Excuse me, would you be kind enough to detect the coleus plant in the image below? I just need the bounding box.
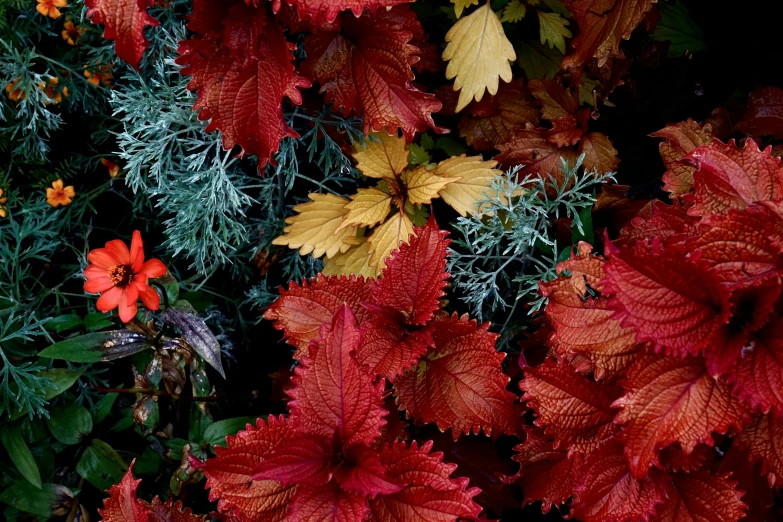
[272,131,501,276]
[510,134,783,521]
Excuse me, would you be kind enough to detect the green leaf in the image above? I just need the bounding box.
[161,309,225,378]
[433,137,467,157]
[0,482,59,518]
[177,291,213,312]
[45,314,83,333]
[407,144,431,167]
[155,272,180,304]
[516,40,562,80]
[538,11,572,54]
[76,440,126,490]
[420,133,434,150]
[188,404,213,443]
[94,393,118,423]
[0,428,41,488]
[202,417,257,449]
[541,0,572,18]
[572,204,594,245]
[653,0,705,57]
[133,446,162,475]
[38,331,153,363]
[45,403,93,445]
[83,313,113,331]
[9,369,84,421]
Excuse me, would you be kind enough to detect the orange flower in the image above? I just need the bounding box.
[46,179,75,207]
[84,231,167,322]
[61,20,83,45]
[0,188,7,218]
[5,78,25,102]
[101,158,120,178]
[84,65,113,87]
[36,0,67,19]
[38,77,69,105]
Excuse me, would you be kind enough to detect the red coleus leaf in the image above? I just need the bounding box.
[201,416,295,521]
[719,446,776,522]
[495,127,578,184]
[615,200,699,248]
[656,443,713,473]
[562,0,658,69]
[371,217,450,325]
[508,426,583,514]
[521,358,621,455]
[547,114,583,148]
[725,320,783,416]
[684,139,783,218]
[737,86,783,139]
[252,433,334,487]
[300,6,444,141]
[737,413,783,488]
[612,354,751,479]
[85,0,159,69]
[356,313,433,379]
[276,0,413,24]
[287,482,369,522]
[177,1,311,168]
[264,274,374,357]
[394,313,519,439]
[368,440,483,521]
[99,461,151,522]
[148,498,206,522]
[579,132,620,175]
[604,238,731,358]
[289,305,387,447]
[653,470,747,522]
[650,118,713,198]
[572,441,666,522]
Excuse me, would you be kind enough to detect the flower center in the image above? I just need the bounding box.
[108,265,133,286]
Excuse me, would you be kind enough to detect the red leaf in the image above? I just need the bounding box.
[604,238,731,358]
[356,314,433,379]
[579,132,620,175]
[612,354,751,479]
[289,306,387,447]
[99,461,151,522]
[572,442,666,522]
[547,115,583,148]
[656,443,713,473]
[332,445,404,497]
[650,118,713,198]
[737,413,783,488]
[509,426,583,514]
[562,0,657,69]
[718,446,776,522]
[263,274,374,358]
[177,2,311,168]
[202,416,296,521]
[148,498,206,522]
[252,434,334,487]
[277,0,413,24]
[372,218,450,325]
[521,358,621,455]
[528,79,579,121]
[685,139,783,218]
[368,440,483,521]
[300,7,444,141]
[393,313,519,439]
[287,482,370,522]
[615,200,699,248]
[737,86,783,139]
[495,127,578,184]
[85,0,159,69]
[653,470,747,522]
[725,321,783,416]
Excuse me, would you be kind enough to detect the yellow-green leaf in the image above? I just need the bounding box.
[353,131,409,179]
[368,213,414,269]
[403,166,455,205]
[538,11,572,54]
[435,155,502,216]
[322,239,377,278]
[451,0,479,18]
[272,193,357,259]
[501,0,527,22]
[339,187,393,230]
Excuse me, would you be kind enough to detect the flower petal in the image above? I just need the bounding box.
[139,285,161,311]
[84,276,113,293]
[130,230,144,272]
[64,186,75,198]
[118,292,138,323]
[138,258,166,278]
[84,264,108,279]
[96,286,123,312]
[52,179,63,191]
[105,239,131,265]
[88,248,119,269]
[125,282,139,304]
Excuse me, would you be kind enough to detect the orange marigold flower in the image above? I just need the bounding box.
[38,77,69,105]
[84,65,113,87]
[61,20,83,45]
[0,188,7,218]
[5,78,25,102]
[36,0,67,19]
[84,231,167,323]
[46,179,75,208]
[101,158,120,178]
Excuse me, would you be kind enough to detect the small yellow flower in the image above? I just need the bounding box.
[46,179,75,208]
[4,77,25,102]
[101,158,120,178]
[38,77,69,105]
[61,20,83,45]
[0,188,8,218]
[36,0,67,19]
[84,65,113,87]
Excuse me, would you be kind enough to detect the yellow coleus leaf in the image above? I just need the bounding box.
[402,166,455,205]
[338,187,392,231]
[443,3,516,113]
[537,11,572,54]
[451,0,479,18]
[322,238,377,278]
[272,193,357,259]
[352,131,409,179]
[368,212,414,269]
[434,155,502,216]
[501,0,526,22]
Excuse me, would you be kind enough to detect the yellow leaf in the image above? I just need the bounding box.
[537,11,572,54]
[322,238,378,278]
[443,3,516,113]
[501,0,526,22]
[272,193,357,259]
[368,212,414,269]
[434,155,502,216]
[451,0,479,18]
[352,131,409,179]
[338,187,392,230]
[402,166,455,205]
